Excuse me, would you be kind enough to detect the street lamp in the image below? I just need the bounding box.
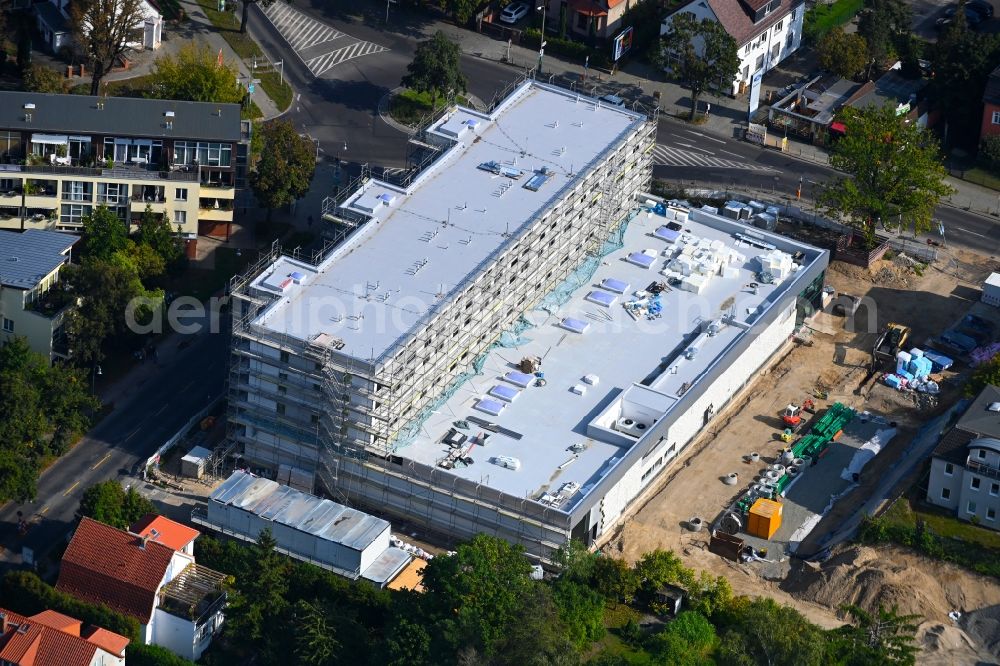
[92,364,102,394]
[536,3,547,75]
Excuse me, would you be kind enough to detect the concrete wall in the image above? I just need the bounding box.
[0,286,59,360]
[926,457,961,511]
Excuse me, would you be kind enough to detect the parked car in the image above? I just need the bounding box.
[936,6,983,27]
[599,94,625,107]
[967,0,994,18]
[500,2,529,23]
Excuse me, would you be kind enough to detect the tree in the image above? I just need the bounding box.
[22,64,66,93]
[819,104,954,245]
[82,205,129,261]
[71,0,150,96]
[716,597,828,666]
[491,585,581,666]
[293,600,341,666]
[136,206,183,268]
[420,533,534,655]
[441,0,481,25]
[647,611,717,666]
[79,481,156,529]
[817,29,869,80]
[635,548,688,607]
[240,0,276,34]
[126,643,196,665]
[224,529,290,650]
[150,43,243,104]
[928,23,1000,148]
[656,12,740,120]
[401,31,467,107]
[830,605,920,666]
[250,119,316,221]
[383,615,432,666]
[590,555,639,603]
[857,0,911,68]
[551,580,606,648]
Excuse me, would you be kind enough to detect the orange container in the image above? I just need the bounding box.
[747,498,783,540]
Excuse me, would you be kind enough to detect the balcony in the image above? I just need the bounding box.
[199,199,234,221]
[0,161,198,183]
[157,563,228,624]
[968,458,1000,481]
[26,283,76,318]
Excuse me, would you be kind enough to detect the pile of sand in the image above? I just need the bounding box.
[830,258,915,289]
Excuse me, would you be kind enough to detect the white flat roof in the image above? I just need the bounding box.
[397,206,822,510]
[250,81,647,361]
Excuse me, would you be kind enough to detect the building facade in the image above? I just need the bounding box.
[0,92,247,255]
[0,608,129,666]
[223,80,827,560]
[927,384,1000,529]
[661,0,804,96]
[35,0,163,53]
[0,229,78,362]
[981,66,1000,145]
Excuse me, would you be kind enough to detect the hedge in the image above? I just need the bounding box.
[858,516,1000,579]
[522,29,610,68]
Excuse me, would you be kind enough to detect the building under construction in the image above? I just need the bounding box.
[224,79,829,560]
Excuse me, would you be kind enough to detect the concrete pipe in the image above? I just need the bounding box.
[780,450,795,465]
[793,457,805,467]
[765,470,779,481]
[787,465,799,476]
[723,472,739,486]
[750,452,761,462]
[687,517,704,532]
[802,455,813,466]
[770,463,786,474]
[719,513,741,534]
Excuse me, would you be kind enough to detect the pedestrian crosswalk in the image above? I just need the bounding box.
[652,144,773,171]
[261,2,387,78]
[305,41,388,78]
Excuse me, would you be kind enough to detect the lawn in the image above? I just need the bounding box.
[803,0,865,43]
[70,73,159,97]
[960,167,1000,192]
[389,89,468,127]
[883,494,1000,551]
[194,0,293,113]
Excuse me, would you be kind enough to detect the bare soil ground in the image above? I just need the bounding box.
[604,246,1000,661]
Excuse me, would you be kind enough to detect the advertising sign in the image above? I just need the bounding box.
[612,26,633,62]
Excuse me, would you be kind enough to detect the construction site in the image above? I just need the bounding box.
[219,79,834,561]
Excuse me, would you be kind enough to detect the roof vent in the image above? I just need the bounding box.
[23,103,35,110]
[16,623,29,634]
[8,256,18,262]
[989,402,1000,412]
[164,110,175,117]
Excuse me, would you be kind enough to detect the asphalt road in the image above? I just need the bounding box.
[0,320,229,573]
[654,119,1000,256]
[246,1,524,168]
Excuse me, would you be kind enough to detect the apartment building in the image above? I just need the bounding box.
[927,384,1000,529]
[662,0,804,96]
[224,80,828,559]
[0,229,78,362]
[0,92,247,256]
[0,608,129,666]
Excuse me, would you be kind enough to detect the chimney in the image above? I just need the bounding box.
[139,535,149,550]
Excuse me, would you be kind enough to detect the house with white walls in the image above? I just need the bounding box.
[661,0,805,96]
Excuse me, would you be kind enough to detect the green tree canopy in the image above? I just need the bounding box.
[647,611,717,666]
[124,643,196,665]
[591,555,640,604]
[817,28,869,79]
[22,64,66,93]
[656,12,740,120]
[82,205,129,261]
[401,31,468,107]
[716,597,828,666]
[421,533,534,655]
[819,104,954,244]
[71,0,149,96]
[929,20,1000,148]
[0,338,96,501]
[857,0,912,67]
[827,604,920,665]
[223,528,291,658]
[250,119,317,220]
[136,206,183,268]
[150,43,243,105]
[79,480,157,529]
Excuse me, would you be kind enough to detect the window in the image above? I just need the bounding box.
[774,20,783,33]
[993,111,1000,125]
[60,203,91,225]
[276,403,286,415]
[787,31,795,48]
[941,487,951,500]
[744,44,751,54]
[992,482,999,496]
[989,507,997,521]
[175,188,188,201]
[576,11,588,29]
[755,54,765,70]
[978,448,987,459]
[2,318,13,333]
[972,477,981,490]
[97,182,128,204]
[174,210,187,225]
[968,501,977,515]
[944,462,954,476]
[279,351,290,363]
[62,181,92,202]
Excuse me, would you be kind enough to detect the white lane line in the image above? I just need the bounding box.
[718,149,744,157]
[154,402,170,416]
[675,141,713,154]
[954,226,988,238]
[683,130,727,144]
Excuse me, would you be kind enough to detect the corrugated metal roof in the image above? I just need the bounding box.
[361,547,412,586]
[209,471,390,552]
[0,229,78,289]
[0,91,242,142]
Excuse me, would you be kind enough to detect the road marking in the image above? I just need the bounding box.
[91,452,111,470]
[262,1,387,78]
[652,144,774,171]
[683,130,726,144]
[39,506,49,515]
[63,481,80,496]
[718,149,744,158]
[124,426,141,442]
[154,402,170,416]
[675,141,713,154]
[954,226,988,238]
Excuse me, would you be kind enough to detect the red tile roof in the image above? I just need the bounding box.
[684,0,803,47]
[57,517,177,624]
[82,627,130,657]
[130,514,201,552]
[0,607,129,666]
